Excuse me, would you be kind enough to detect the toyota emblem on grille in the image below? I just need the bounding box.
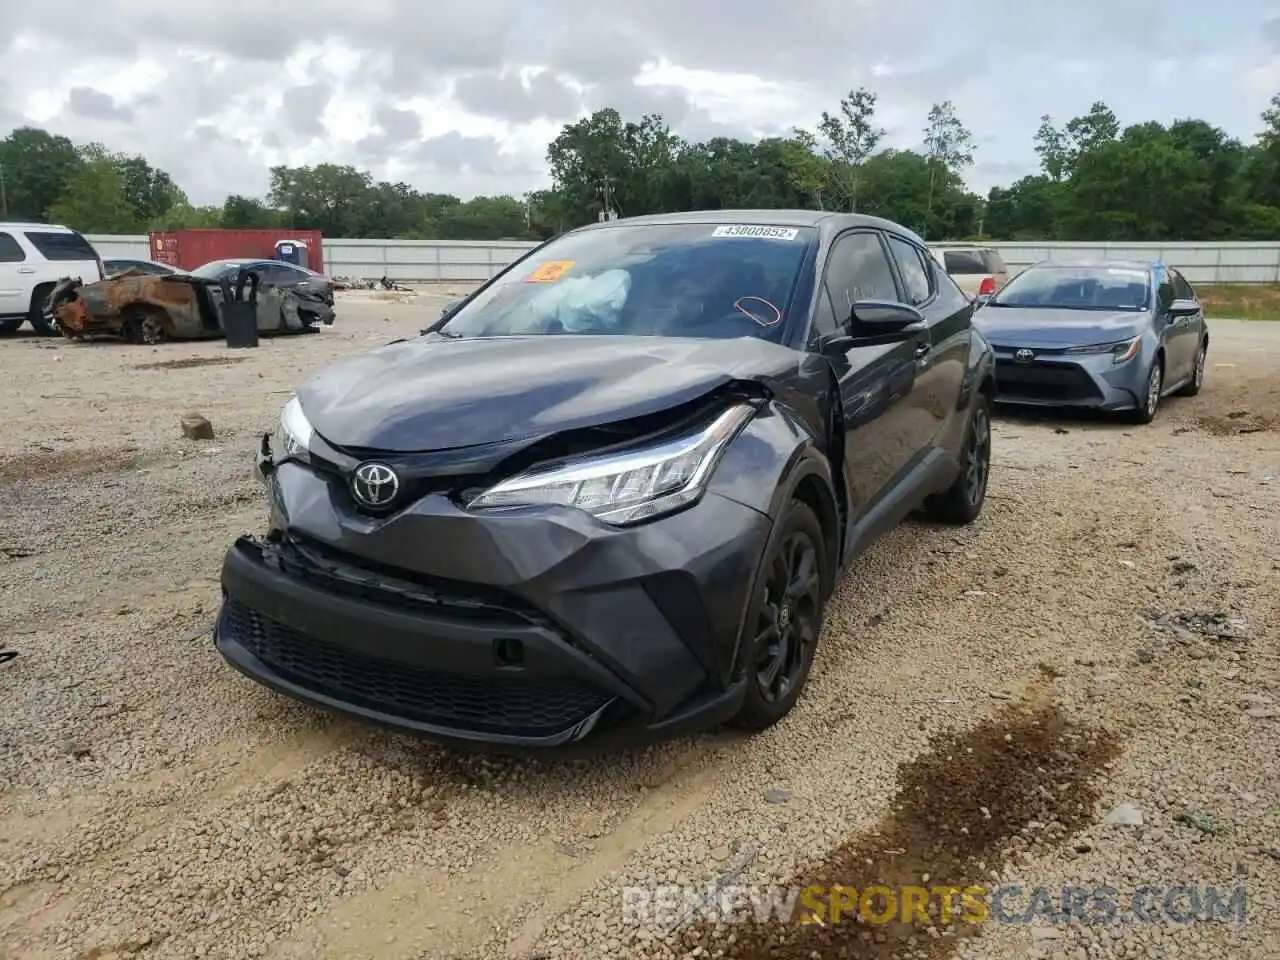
[1015,348,1034,362]
[351,462,399,508]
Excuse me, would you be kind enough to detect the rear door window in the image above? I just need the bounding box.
[24,230,98,261]
[942,249,989,274]
[0,232,26,262]
[1171,269,1195,301]
[885,235,933,306]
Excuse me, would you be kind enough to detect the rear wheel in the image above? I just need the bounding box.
[924,394,991,525]
[121,306,170,344]
[730,499,827,732]
[1176,339,1207,397]
[27,285,59,336]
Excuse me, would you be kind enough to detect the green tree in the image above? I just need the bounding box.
[1032,115,1070,181]
[46,159,142,233]
[1237,93,1280,208]
[0,127,84,221]
[267,163,375,235]
[921,101,975,236]
[152,203,223,230]
[547,108,684,225]
[221,194,280,229]
[816,88,885,211]
[435,196,533,240]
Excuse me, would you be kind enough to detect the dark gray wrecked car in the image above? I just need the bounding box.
[213,210,996,755]
[48,267,335,343]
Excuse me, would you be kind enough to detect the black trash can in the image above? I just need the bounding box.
[220,270,260,348]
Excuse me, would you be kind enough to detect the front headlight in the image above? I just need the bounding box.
[467,404,756,526]
[275,395,314,462]
[1062,336,1141,364]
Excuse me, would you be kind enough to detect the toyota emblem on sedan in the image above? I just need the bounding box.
[1014,348,1034,362]
[351,462,399,508]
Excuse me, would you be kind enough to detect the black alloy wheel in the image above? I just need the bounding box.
[924,393,992,524]
[731,499,827,731]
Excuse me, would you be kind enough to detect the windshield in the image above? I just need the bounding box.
[989,264,1151,312]
[438,222,816,341]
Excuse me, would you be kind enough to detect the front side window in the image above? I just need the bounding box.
[0,233,26,263]
[824,232,899,318]
[1156,271,1174,312]
[988,264,1152,312]
[438,222,816,342]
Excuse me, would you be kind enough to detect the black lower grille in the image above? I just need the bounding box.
[995,359,1104,403]
[222,598,612,736]
[268,534,542,627]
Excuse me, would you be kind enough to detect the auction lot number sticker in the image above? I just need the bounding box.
[711,225,800,240]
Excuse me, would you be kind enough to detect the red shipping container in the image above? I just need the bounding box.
[149,229,326,274]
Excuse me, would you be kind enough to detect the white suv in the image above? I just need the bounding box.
[0,223,104,336]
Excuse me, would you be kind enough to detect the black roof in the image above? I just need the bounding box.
[571,209,925,245]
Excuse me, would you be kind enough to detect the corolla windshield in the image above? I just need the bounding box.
[987,264,1151,312]
[436,222,817,340]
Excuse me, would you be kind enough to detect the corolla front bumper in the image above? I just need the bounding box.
[213,442,773,753]
[990,344,1148,410]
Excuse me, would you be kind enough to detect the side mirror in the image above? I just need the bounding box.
[851,300,926,334]
[822,300,926,354]
[440,299,462,320]
[1169,298,1199,317]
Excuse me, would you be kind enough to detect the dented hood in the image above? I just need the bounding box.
[298,333,800,453]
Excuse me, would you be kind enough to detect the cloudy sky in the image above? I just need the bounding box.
[1,0,1277,206]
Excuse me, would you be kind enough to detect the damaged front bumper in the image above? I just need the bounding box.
[215,437,772,753]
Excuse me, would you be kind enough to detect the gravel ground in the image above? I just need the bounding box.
[1,293,1276,960]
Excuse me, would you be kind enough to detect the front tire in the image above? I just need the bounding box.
[924,393,991,525]
[1129,356,1163,424]
[730,499,827,732]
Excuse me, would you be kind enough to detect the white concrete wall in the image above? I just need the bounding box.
[87,235,1280,285]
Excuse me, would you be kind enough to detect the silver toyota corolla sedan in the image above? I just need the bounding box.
[974,259,1209,424]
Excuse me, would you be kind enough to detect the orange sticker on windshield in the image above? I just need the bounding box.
[524,260,575,282]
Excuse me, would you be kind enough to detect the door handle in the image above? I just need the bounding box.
[914,341,931,358]
[17,267,34,274]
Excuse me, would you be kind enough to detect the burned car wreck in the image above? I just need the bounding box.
[47,267,335,343]
[213,211,995,753]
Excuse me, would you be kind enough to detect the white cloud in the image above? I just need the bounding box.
[0,0,1275,205]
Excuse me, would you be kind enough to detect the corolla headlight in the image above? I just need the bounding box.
[1062,336,1141,364]
[275,395,314,462]
[467,404,756,526]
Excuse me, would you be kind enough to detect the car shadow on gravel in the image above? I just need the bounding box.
[991,404,1146,431]
[654,701,1122,959]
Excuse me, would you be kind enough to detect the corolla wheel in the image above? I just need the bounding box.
[1146,363,1162,416]
[753,528,822,704]
[1195,347,1206,388]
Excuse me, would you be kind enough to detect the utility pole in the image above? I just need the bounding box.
[0,162,7,219]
